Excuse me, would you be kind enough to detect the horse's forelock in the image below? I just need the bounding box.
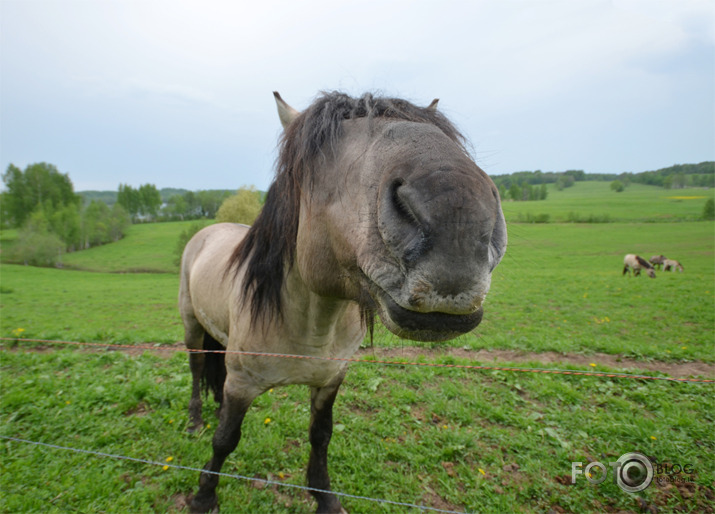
[229,92,467,325]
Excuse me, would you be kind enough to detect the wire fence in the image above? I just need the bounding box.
[1,336,712,512]
[0,435,462,513]
[2,337,713,383]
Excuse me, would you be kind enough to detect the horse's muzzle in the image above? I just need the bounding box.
[377,289,484,342]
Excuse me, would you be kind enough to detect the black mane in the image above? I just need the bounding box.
[227,91,467,324]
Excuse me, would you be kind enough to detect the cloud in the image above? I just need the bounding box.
[1,0,712,190]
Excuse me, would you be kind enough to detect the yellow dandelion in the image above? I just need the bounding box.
[169,419,174,424]
[650,436,657,440]
[264,418,272,425]
[165,456,174,463]
[278,472,285,479]
[269,388,274,393]
[478,468,486,475]
[162,465,169,471]
[206,424,211,429]
[442,425,448,429]
[589,363,596,367]
[65,401,71,405]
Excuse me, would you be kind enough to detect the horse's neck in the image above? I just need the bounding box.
[279,264,365,349]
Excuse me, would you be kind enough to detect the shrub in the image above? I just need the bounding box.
[11,228,65,267]
[610,180,625,192]
[703,198,715,220]
[215,186,262,225]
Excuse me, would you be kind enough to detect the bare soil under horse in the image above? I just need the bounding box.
[179,91,507,513]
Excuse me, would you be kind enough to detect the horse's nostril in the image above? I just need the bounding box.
[385,180,432,264]
[390,180,416,226]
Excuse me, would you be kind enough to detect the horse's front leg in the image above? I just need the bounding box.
[308,372,348,514]
[189,378,258,514]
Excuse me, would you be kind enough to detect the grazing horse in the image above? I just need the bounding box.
[649,255,667,270]
[662,259,684,272]
[179,91,507,513]
[623,254,656,278]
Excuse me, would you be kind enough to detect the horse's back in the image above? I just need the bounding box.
[179,223,250,346]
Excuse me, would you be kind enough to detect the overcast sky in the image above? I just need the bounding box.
[1,0,713,192]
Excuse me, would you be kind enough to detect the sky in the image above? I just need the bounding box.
[1,0,714,192]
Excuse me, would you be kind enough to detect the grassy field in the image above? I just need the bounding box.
[1,181,714,512]
[1,221,712,362]
[500,182,713,223]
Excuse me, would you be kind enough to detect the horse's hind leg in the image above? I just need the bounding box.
[183,317,206,433]
[308,372,347,514]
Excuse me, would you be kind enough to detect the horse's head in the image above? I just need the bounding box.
[272,92,507,342]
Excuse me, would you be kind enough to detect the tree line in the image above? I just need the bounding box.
[492,162,714,200]
[1,163,264,267]
[2,163,132,265]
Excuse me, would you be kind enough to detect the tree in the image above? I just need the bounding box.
[118,183,162,221]
[509,183,522,202]
[164,194,190,220]
[117,184,141,220]
[81,201,131,248]
[139,184,162,219]
[197,190,232,218]
[49,203,82,251]
[610,180,625,193]
[216,186,263,224]
[2,163,80,227]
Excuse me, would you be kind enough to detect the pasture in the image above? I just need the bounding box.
[500,182,713,223]
[1,183,714,513]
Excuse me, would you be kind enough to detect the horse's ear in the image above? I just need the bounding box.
[427,98,439,111]
[273,92,301,130]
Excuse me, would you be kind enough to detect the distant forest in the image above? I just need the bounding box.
[79,187,227,206]
[490,161,714,201]
[76,161,714,207]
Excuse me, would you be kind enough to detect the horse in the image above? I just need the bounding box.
[179,91,507,513]
[649,255,667,270]
[623,254,656,278]
[662,258,684,272]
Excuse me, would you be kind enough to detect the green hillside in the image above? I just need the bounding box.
[500,182,713,223]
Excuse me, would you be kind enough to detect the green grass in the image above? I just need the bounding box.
[0,265,181,344]
[1,197,714,512]
[2,221,713,362]
[1,349,713,513]
[501,182,714,223]
[60,221,207,273]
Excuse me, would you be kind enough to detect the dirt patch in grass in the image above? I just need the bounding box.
[4,340,713,378]
[357,347,715,379]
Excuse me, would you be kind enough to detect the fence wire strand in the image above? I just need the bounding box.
[1,336,712,511]
[0,435,464,513]
[1,337,712,383]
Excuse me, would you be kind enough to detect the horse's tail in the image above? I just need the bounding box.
[202,333,227,406]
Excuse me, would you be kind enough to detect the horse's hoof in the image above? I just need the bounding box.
[316,502,347,514]
[188,493,218,513]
